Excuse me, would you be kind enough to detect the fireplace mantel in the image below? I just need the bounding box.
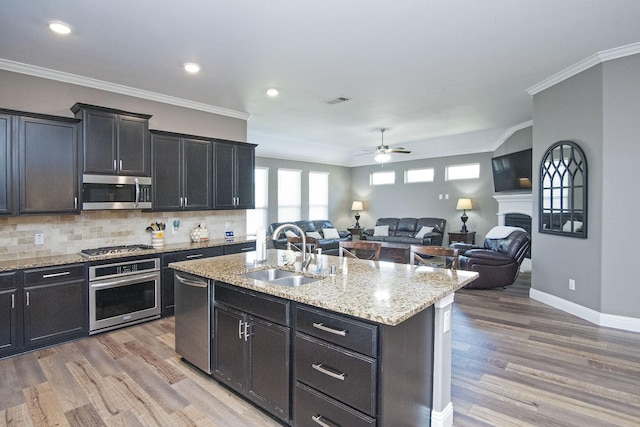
[493,193,532,225]
[493,193,532,271]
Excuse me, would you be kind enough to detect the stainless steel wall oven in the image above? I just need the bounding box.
[88,257,161,334]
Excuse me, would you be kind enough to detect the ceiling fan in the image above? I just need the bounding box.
[358,129,411,163]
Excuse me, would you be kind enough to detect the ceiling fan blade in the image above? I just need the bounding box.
[387,148,411,154]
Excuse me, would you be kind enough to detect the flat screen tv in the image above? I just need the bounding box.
[491,148,532,192]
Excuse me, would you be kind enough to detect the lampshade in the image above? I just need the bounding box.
[351,201,364,211]
[456,198,472,210]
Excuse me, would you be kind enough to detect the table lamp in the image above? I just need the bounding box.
[351,201,364,228]
[456,198,472,233]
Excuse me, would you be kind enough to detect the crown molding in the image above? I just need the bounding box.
[526,42,640,95]
[490,120,533,151]
[0,58,251,120]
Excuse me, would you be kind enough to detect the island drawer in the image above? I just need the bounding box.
[215,283,289,326]
[296,305,377,357]
[295,382,376,427]
[295,332,376,417]
[23,264,86,285]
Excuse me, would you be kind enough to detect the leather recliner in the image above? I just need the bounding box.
[450,228,530,289]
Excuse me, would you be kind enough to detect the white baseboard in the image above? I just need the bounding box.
[529,289,640,333]
[431,402,454,427]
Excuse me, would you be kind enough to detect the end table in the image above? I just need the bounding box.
[348,227,364,240]
[448,231,476,245]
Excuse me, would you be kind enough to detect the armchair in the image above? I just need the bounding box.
[450,226,530,289]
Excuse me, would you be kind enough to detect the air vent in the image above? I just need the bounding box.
[324,96,352,105]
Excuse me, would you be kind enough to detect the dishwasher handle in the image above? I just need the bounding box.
[175,274,208,288]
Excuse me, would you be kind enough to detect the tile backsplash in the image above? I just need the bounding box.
[0,210,246,261]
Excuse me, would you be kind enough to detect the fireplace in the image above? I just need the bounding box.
[493,193,532,271]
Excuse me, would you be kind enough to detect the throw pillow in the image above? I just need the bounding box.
[306,231,322,239]
[415,226,434,238]
[285,230,297,238]
[562,220,583,232]
[322,228,340,239]
[373,225,389,237]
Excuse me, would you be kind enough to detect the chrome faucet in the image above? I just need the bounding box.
[271,223,312,270]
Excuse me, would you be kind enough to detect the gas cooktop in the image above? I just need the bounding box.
[80,244,154,258]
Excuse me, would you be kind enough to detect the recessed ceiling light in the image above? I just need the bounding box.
[48,21,72,35]
[184,63,200,73]
[266,88,279,97]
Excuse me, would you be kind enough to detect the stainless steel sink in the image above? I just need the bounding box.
[241,268,297,281]
[269,275,319,287]
[241,268,319,287]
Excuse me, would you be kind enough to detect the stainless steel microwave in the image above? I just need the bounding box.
[82,175,152,210]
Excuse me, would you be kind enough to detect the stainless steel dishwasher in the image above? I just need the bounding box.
[174,271,212,374]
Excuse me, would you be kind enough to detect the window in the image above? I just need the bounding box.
[278,169,301,221]
[445,163,480,181]
[246,167,268,235]
[370,170,395,186]
[405,168,434,183]
[309,171,329,220]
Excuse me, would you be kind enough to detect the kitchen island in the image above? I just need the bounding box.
[170,249,478,427]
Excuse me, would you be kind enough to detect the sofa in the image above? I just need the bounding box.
[267,220,352,255]
[450,226,530,289]
[361,217,446,246]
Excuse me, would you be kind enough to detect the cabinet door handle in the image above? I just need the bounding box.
[113,159,117,171]
[184,197,188,207]
[11,294,15,309]
[179,197,183,207]
[43,271,71,279]
[244,321,250,341]
[311,415,338,427]
[119,159,123,170]
[74,197,78,210]
[26,291,30,306]
[238,320,244,339]
[312,322,347,337]
[311,363,345,381]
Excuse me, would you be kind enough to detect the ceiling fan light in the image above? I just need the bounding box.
[375,152,391,163]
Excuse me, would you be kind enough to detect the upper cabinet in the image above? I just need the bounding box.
[0,114,15,215]
[214,140,256,209]
[151,131,212,211]
[18,116,80,214]
[0,109,80,215]
[72,103,151,177]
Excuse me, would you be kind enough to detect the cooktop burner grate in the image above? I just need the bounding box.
[80,244,154,257]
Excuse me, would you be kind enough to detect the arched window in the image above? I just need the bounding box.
[539,141,587,238]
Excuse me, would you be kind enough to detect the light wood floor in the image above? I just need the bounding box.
[1,275,639,426]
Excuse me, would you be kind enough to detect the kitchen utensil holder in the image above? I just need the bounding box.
[151,230,165,248]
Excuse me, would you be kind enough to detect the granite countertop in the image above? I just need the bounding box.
[0,237,255,272]
[170,249,478,326]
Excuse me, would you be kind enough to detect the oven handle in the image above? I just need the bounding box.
[90,272,159,290]
[175,274,208,288]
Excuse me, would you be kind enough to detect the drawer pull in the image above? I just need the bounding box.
[312,414,339,427]
[42,271,71,279]
[313,322,346,336]
[186,254,204,259]
[312,363,345,381]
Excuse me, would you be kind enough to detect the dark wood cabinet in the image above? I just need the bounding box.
[22,264,87,349]
[213,283,290,422]
[18,116,80,214]
[151,131,212,211]
[214,141,256,209]
[0,271,21,357]
[223,241,256,255]
[0,114,16,215]
[161,247,223,316]
[72,103,151,177]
